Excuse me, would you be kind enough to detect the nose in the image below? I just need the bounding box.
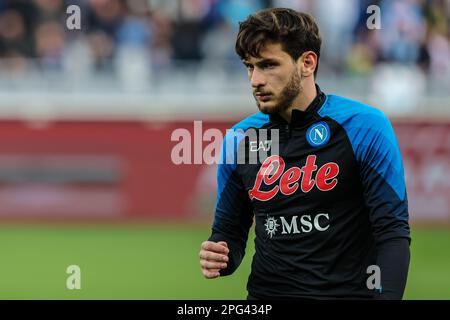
[250,68,266,88]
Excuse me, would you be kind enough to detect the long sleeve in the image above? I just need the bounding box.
[355,109,411,298]
[208,129,254,276]
[374,238,410,299]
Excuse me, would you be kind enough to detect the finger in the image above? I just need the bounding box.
[217,241,228,249]
[199,250,228,262]
[201,241,229,254]
[204,267,220,273]
[200,259,227,270]
[202,269,221,279]
[199,250,229,262]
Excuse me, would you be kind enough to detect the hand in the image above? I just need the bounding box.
[199,241,229,279]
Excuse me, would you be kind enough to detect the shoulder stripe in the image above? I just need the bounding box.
[217,112,270,201]
[318,95,406,200]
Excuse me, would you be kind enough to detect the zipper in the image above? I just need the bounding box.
[285,124,291,139]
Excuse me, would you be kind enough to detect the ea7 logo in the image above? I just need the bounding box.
[250,140,272,152]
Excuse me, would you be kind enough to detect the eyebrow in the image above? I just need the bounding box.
[243,58,281,67]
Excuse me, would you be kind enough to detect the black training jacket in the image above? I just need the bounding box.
[209,85,410,299]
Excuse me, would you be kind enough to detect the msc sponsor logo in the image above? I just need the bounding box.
[264,213,330,238]
[264,216,280,238]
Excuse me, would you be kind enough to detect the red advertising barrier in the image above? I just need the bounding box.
[0,120,227,220]
[0,119,448,222]
[395,120,450,223]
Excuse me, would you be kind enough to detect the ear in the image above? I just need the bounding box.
[298,51,317,77]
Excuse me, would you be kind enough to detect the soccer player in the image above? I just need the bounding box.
[199,8,410,299]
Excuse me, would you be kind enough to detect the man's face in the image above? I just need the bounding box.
[243,42,302,115]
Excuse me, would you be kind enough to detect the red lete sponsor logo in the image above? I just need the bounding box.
[249,155,340,201]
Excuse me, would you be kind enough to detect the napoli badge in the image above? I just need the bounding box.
[306,121,330,148]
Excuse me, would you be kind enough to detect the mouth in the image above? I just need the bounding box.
[255,92,272,102]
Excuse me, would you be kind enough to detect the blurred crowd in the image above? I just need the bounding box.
[0,0,449,80]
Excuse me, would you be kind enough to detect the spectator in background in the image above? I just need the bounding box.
[33,0,64,22]
[366,0,428,113]
[201,0,267,74]
[34,20,66,70]
[170,0,213,64]
[87,0,124,37]
[115,0,152,91]
[0,0,447,85]
[218,0,264,30]
[86,0,124,71]
[314,0,360,73]
[201,18,237,69]
[149,8,173,74]
[427,29,450,77]
[0,0,37,73]
[0,9,30,73]
[345,0,383,77]
[116,0,151,49]
[379,0,427,64]
[423,0,450,78]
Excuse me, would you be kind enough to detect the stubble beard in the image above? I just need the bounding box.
[256,70,303,115]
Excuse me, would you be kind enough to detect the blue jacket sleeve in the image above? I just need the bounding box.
[355,110,410,243]
[319,96,411,242]
[353,110,410,299]
[208,131,254,276]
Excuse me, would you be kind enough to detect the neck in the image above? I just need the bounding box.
[279,80,317,123]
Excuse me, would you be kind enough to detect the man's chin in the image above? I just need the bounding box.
[257,103,280,115]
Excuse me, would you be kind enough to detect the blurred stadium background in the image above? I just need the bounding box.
[0,0,449,299]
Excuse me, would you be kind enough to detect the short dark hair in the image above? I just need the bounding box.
[235,8,322,76]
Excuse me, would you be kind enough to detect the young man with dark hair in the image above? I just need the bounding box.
[199,8,410,300]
